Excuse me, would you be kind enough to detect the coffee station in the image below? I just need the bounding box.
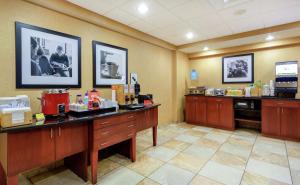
[185,61,300,141]
[0,80,159,185]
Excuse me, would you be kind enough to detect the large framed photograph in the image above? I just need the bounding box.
[222,53,254,83]
[93,41,128,87]
[15,22,81,88]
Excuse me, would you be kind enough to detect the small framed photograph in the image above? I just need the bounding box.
[15,22,81,88]
[93,41,128,87]
[222,53,254,83]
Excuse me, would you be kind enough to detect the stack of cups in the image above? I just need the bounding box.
[270,80,275,96]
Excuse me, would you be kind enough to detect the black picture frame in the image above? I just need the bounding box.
[15,21,81,88]
[92,41,128,88]
[222,53,254,84]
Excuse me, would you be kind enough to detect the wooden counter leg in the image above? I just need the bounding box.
[130,137,136,162]
[152,125,157,146]
[7,176,18,185]
[64,151,88,182]
[90,151,98,185]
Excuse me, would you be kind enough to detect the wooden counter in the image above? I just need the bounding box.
[185,95,300,141]
[0,104,160,185]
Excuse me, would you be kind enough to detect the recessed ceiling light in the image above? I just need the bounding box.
[186,32,194,39]
[203,46,209,51]
[224,0,229,3]
[266,35,274,41]
[137,3,148,14]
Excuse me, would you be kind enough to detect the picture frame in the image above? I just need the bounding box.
[222,53,254,84]
[15,22,81,88]
[92,41,128,88]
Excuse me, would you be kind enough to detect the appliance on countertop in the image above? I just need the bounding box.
[39,89,70,116]
[188,86,206,95]
[214,89,226,96]
[275,61,298,98]
[205,88,215,96]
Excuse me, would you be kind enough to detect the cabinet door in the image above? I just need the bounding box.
[55,123,88,161]
[185,96,196,123]
[262,100,281,136]
[7,128,55,175]
[206,98,219,126]
[195,97,206,124]
[281,107,300,139]
[219,98,234,130]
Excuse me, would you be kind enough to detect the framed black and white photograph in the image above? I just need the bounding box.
[15,22,81,88]
[222,53,254,83]
[93,41,128,87]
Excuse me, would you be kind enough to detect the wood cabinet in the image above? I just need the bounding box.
[7,128,55,176]
[55,124,88,161]
[1,123,88,185]
[185,96,234,130]
[262,100,300,140]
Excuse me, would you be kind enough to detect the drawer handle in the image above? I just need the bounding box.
[128,115,134,119]
[100,142,109,146]
[100,121,110,125]
[278,103,283,105]
[128,134,134,137]
[127,124,135,128]
[101,131,110,135]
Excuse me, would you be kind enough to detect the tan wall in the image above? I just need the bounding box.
[174,51,189,122]
[0,0,177,124]
[188,45,300,88]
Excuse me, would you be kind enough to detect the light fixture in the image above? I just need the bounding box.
[266,35,274,41]
[137,3,148,14]
[224,0,229,3]
[203,46,209,51]
[186,32,194,39]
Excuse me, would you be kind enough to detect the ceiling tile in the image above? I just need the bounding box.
[225,16,265,33]
[142,12,183,29]
[262,4,300,27]
[208,0,253,11]
[120,0,165,18]
[105,8,140,25]
[253,0,300,14]
[67,0,128,15]
[128,20,157,33]
[170,0,216,20]
[155,0,189,9]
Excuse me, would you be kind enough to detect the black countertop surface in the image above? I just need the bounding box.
[0,104,161,133]
[185,94,300,101]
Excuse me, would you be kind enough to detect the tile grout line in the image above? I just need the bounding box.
[238,132,258,185]
[285,140,294,185]
[185,128,234,185]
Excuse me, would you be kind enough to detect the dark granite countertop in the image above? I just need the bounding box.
[0,104,161,133]
[185,94,300,101]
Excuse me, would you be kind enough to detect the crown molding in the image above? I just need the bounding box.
[188,36,300,60]
[178,21,300,50]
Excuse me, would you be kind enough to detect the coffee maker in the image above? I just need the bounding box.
[275,61,298,98]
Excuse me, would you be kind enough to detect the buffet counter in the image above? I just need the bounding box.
[0,104,160,185]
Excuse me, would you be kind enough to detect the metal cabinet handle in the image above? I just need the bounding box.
[127,124,135,128]
[100,142,109,146]
[128,115,134,119]
[100,121,110,125]
[101,131,110,135]
[58,127,61,137]
[128,133,134,137]
[282,108,284,114]
[50,128,53,139]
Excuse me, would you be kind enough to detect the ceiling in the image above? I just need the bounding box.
[67,0,300,50]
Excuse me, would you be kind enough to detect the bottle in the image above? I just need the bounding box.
[83,92,89,108]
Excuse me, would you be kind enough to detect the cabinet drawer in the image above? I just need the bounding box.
[263,99,300,108]
[94,129,135,150]
[94,113,136,129]
[93,121,136,140]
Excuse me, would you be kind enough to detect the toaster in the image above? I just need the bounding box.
[40,89,70,116]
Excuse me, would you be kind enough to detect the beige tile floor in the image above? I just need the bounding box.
[19,123,300,185]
